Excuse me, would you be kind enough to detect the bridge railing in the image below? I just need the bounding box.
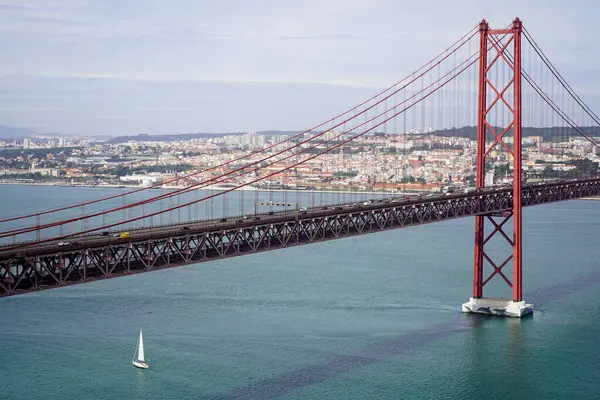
[4,178,600,248]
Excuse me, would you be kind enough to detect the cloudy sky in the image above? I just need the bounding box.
[0,0,598,136]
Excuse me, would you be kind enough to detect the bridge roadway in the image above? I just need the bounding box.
[1,178,600,296]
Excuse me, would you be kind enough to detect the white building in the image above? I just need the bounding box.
[485,170,495,186]
[119,174,163,187]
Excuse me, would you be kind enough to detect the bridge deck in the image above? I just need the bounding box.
[1,178,599,296]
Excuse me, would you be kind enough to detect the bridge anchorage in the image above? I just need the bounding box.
[461,18,533,317]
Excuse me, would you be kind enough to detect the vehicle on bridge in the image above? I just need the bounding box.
[442,185,456,195]
[112,232,130,238]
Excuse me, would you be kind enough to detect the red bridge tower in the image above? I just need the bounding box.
[461,18,534,317]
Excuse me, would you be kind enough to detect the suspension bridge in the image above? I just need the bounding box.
[1,19,599,318]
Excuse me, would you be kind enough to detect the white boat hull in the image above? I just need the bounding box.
[132,360,149,369]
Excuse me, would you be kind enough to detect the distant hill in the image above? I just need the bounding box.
[106,131,303,144]
[390,126,600,140]
[0,125,37,139]
[108,126,600,144]
[5,123,593,144]
[107,132,243,144]
[405,126,600,141]
[0,125,80,140]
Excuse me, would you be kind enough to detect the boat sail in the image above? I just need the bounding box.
[132,329,149,369]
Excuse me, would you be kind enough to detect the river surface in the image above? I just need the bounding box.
[1,185,599,399]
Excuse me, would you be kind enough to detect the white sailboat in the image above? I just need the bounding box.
[132,329,149,369]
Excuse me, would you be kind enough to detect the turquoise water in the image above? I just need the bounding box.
[1,186,600,399]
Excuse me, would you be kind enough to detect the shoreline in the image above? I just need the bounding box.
[3,181,599,199]
[0,181,420,196]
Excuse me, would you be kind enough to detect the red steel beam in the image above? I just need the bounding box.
[472,18,524,301]
[472,19,488,298]
[512,18,523,301]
